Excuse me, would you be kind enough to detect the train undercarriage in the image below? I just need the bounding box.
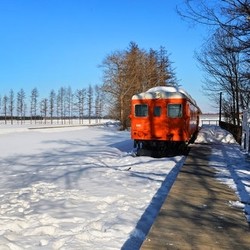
[134,140,190,157]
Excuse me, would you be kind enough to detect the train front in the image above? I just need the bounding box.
[130,86,200,156]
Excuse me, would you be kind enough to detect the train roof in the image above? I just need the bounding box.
[132,86,199,108]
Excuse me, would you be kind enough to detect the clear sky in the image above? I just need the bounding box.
[0,0,215,112]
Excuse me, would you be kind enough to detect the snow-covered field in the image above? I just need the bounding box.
[0,122,249,249]
[0,122,185,250]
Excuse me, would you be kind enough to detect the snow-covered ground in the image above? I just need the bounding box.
[196,125,250,222]
[0,122,185,250]
[0,122,249,249]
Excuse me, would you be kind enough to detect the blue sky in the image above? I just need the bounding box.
[0,0,215,112]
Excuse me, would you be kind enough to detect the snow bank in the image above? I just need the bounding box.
[195,125,237,144]
[196,125,250,222]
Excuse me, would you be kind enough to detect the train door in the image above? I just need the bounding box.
[151,101,165,139]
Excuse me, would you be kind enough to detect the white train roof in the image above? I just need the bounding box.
[132,86,198,107]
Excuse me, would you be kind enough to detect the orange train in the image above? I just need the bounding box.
[130,86,201,156]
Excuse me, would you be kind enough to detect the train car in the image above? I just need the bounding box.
[130,86,201,156]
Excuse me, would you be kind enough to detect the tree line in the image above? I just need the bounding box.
[179,0,250,125]
[0,85,105,125]
[0,42,177,128]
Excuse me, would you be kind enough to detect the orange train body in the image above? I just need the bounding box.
[130,86,201,155]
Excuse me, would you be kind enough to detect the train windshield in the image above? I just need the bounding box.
[135,104,148,117]
[168,104,182,118]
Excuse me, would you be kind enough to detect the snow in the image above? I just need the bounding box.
[196,125,250,222]
[195,124,237,144]
[0,122,249,249]
[0,122,185,249]
[146,86,196,105]
[132,86,198,107]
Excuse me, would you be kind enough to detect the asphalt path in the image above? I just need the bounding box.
[140,144,250,249]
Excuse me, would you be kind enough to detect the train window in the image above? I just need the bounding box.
[168,104,182,118]
[154,106,161,117]
[135,104,148,117]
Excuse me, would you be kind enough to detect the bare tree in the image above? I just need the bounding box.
[2,95,8,124]
[49,90,56,124]
[30,87,39,124]
[57,87,66,124]
[101,42,176,129]
[197,28,247,125]
[101,42,147,129]
[87,85,93,124]
[144,49,160,90]
[65,86,73,124]
[75,88,86,124]
[40,98,48,124]
[101,50,125,122]
[178,1,250,80]
[94,85,104,123]
[9,89,15,125]
[16,89,26,124]
[157,46,177,86]
[178,0,250,120]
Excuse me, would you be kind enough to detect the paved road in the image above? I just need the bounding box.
[140,144,250,250]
